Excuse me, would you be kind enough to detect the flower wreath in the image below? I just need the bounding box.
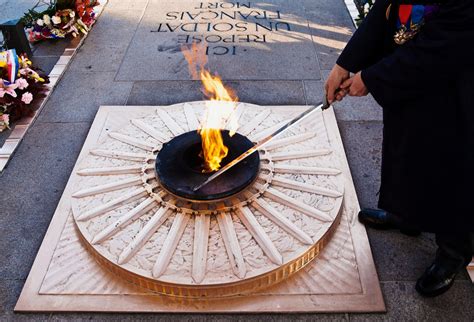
[23,0,99,43]
[0,49,50,132]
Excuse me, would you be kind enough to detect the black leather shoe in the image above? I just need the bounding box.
[358,208,421,236]
[415,251,469,297]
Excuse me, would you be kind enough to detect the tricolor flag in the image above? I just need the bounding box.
[0,49,20,84]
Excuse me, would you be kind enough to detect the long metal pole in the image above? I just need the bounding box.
[192,101,330,192]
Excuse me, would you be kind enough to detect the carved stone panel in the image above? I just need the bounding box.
[16,104,385,312]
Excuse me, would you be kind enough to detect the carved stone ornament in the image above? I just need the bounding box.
[70,101,345,297]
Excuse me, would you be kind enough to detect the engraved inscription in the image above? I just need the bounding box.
[151,1,292,56]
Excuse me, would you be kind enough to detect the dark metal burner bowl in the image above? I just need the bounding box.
[155,130,260,201]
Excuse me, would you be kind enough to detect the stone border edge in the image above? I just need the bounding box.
[343,0,359,27]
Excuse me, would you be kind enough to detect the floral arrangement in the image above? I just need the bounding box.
[0,105,9,132]
[355,0,375,26]
[0,49,50,132]
[22,0,99,43]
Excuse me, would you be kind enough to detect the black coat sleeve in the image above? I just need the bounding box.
[337,0,393,73]
[361,0,474,108]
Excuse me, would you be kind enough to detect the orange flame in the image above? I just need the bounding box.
[182,43,238,172]
[200,71,238,171]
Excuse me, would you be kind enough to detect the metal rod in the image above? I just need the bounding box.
[192,101,329,192]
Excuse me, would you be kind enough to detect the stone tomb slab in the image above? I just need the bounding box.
[116,0,321,81]
[16,104,384,313]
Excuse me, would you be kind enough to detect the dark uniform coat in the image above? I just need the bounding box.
[337,0,474,232]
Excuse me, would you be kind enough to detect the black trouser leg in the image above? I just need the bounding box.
[435,232,473,268]
[415,233,473,297]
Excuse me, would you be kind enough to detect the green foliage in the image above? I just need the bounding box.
[20,0,77,27]
[21,5,56,27]
[355,0,375,26]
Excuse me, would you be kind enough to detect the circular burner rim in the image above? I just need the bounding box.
[155,130,261,201]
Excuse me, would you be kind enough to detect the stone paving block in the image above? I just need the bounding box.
[0,216,51,281]
[304,80,383,121]
[367,230,471,282]
[0,122,90,280]
[80,9,144,46]
[331,94,383,122]
[302,0,355,71]
[308,24,352,71]
[351,281,474,321]
[368,230,436,281]
[1,278,23,314]
[127,80,204,105]
[36,72,133,123]
[67,41,130,73]
[67,8,144,73]
[0,0,38,23]
[116,0,320,81]
[105,0,149,10]
[225,80,306,105]
[30,56,59,75]
[1,313,52,322]
[302,0,356,30]
[127,80,306,106]
[32,37,80,57]
[1,279,52,320]
[314,45,340,71]
[0,278,7,312]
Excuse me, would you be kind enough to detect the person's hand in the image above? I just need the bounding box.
[325,64,350,103]
[341,71,369,97]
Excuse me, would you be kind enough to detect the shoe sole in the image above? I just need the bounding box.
[358,219,392,231]
[361,221,421,237]
[400,229,421,237]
